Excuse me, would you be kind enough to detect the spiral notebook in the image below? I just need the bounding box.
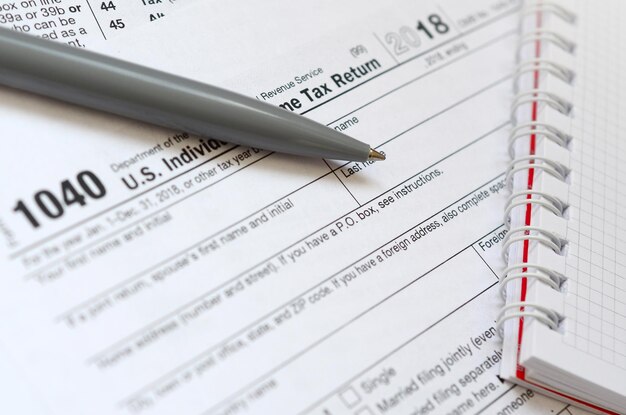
[499,1,626,414]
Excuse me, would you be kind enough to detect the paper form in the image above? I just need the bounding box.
[0,0,183,48]
[0,0,585,413]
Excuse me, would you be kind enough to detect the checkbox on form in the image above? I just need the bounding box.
[339,386,361,408]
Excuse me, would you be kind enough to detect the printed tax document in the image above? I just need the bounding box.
[0,0,586,413]
[0,0,184,48]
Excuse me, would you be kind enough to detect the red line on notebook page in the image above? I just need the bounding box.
[513,8,616,415]
[515,7,541,382]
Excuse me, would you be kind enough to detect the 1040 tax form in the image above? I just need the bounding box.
[0,0,587,414]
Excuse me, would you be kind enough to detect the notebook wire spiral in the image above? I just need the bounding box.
[497,1,577,336]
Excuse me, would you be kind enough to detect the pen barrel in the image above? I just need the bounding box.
[0,27,371,162]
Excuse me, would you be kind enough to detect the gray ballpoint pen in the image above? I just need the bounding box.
[0,27,385,162]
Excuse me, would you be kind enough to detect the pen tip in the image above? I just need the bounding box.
[368,148,386,161]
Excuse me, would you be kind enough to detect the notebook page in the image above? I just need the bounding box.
[559,0,626,373]
[0,0,574,413]
[500,0,626,411]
